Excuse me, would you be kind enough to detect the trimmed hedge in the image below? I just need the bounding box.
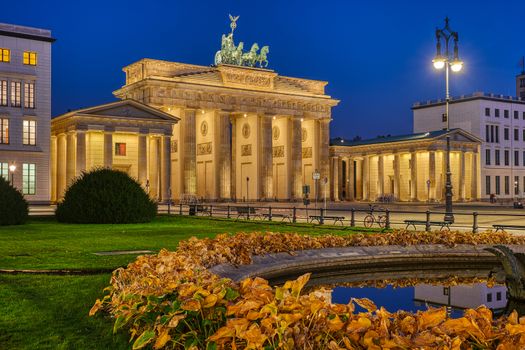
[0,176,29,225]
[56,168,157,224]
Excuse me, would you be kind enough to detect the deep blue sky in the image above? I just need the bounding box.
[2,0,525,139]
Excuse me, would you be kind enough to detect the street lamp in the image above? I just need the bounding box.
[432,17,463,223]
[8,164,16,185]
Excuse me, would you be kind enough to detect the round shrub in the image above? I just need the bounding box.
[56,168,157,224]
[0,176,29,225]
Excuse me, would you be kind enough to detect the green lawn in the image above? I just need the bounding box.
[0,215,370,350]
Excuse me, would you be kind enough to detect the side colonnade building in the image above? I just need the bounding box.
[329,129,482,202]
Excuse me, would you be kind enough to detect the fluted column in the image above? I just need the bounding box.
[362,156,370,201]
[347,158,355,201]
[56,133,66,199]
[230,116,237,200]
[160,135,171,202]
[410,151,418,201]
[459,151,466,201]
[216,112,231,200]
[183,109,196,195]
[76,131,86,177]
[331,156,340,201]
[148,137,159,199]
[393,153,401,200]
[377,155,384,197]
[290,117,302,200]
[429,151,436,201]
[319,119,330,196]
[66,132,75,186]
[50,135,57,202]
[104,132,113,168]
[471,151,478,200]
[259,115,273,200]
[137,133,148,186]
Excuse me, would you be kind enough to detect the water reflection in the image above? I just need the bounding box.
[332,283,508,318]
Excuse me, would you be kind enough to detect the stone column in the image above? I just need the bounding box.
[66,132,75,186]
[160,135,171,203]
[393,153,401,200]
[348,158,355,201]
[377,155,384,197]
[56,134,66,200]
[183,109,196,195]
[216,111,231,200]
[429,151,436,201]
[148,137,159,199]
[50,135,57,202]
[362,156,369,201]
[137,133,148,186]
[331,156,339,201]
[104,132,113,168]
[410,151,418,201]
[290,117,302,200]
[75,131,86,177]
[459,151,466,201]
[259,115,273,200]
[318,119,330,197]
[471,151,478,200]
[230,116,237,200]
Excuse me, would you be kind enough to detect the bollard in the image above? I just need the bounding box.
[268,206,272,221]
[425,210,431,232]
[385,209,390,229]
[320,207,325,225]
[209,205,213,217]
[350,208,355,227]
[247,205,250,220]
[472,212,478,233]
[227,205,231,219]
[179,203,183,215]
[292,206,297,223]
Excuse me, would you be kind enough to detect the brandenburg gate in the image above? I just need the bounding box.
[113,17,339,201]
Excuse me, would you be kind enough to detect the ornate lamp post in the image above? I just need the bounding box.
[8,164,16,185]
[432,17,464,223]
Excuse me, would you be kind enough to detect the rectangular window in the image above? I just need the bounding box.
[495,176,500,195]
[504,109,509,118]
[486,176,491,195]
[523,112,525,120]
[486,125,490,142]
[515,128,519,141]
[0,162,8,181]
[504,128,509,141]
[515,111,519,119]
[115,142,126,156]
[0,118,8,144]
[515,150,520,166]
[491,125,495,142]
[496,126,500,143]
[516,176,520,195]
[505,150,510,166]
[22,163,36,195]
[497,291,502,301]
[23,82,35,109]
[0,48,10,62]
[523,151,525,167]
[10,81,21,107]
[523,129,525,142]
[505,176,510,195]
[22,51,37,66]
[485,149,491,165]
[0,80,7,106]
[485,108,491,117]
[495,109,500,117]
[495,150,500,165]
[22,120,36,145]
[487,293,492,303]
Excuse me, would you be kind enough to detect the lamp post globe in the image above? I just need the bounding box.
[8,164,16,185]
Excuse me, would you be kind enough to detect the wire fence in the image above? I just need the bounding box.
[158,203,525,233]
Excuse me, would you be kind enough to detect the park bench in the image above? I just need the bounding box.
[308,215,345,225]
[235,206,261,220]
[493,224,525,232]
[262,212,292,222]
[404,220,451,231]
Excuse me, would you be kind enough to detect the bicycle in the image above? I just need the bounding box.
[363,204,387,228]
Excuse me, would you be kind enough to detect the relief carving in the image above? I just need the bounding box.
[197,142,212,155]
[242,123,250,139]
[272,126,280,140]
[170,140,178,153]
[273,145,284,158]
[302,147,312,159]
[241,144,252,156]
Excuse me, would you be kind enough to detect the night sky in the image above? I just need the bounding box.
[2,0,525,139]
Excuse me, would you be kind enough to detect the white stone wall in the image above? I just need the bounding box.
[0,24,52,203]
[413,95,525,200]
